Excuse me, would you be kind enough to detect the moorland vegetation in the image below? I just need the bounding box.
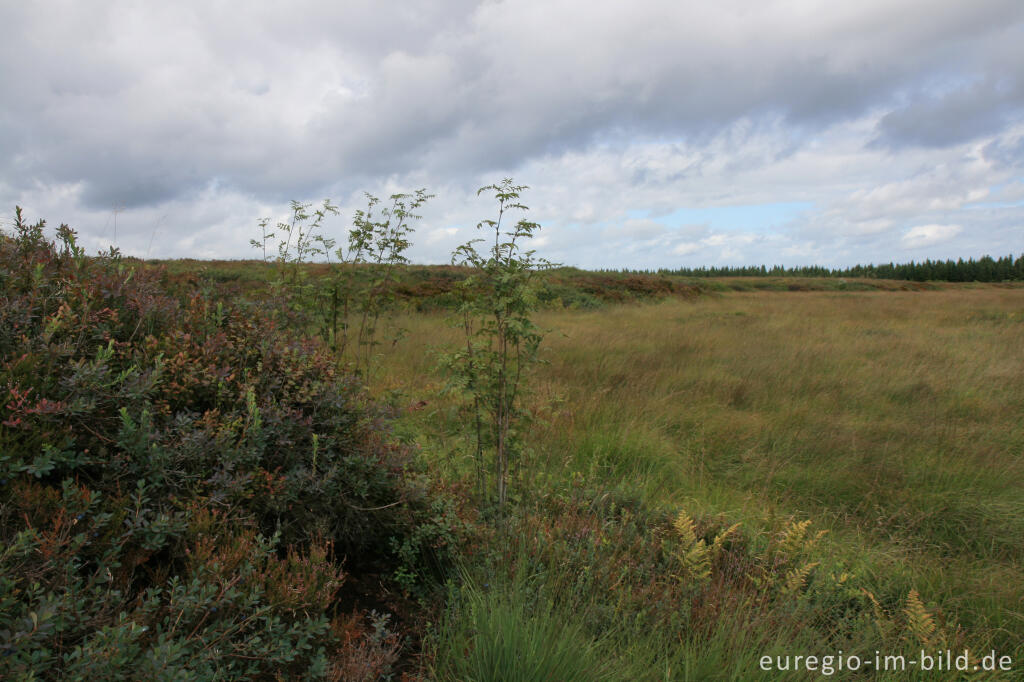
[2,187,1022,680]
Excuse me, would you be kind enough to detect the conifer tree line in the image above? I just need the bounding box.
[613,254,1024,282]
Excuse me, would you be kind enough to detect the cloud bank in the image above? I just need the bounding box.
[2,0,1022,268]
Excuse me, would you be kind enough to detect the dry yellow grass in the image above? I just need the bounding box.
[377,287,1024,653]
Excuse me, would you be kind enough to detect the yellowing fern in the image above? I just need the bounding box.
[782,561,819,595]
[710,522,741,560]
[861,588,896,640]
[673,511,698,546]
[904,589,938,647]
[672,511,711,585]
[680,543,712,583]
[777,519,827,557]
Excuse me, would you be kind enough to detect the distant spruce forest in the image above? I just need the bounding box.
[615,253,1024,282]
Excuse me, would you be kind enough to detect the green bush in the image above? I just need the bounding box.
[0,208,464,678]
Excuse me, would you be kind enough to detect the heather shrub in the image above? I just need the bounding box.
[0,209,464,678]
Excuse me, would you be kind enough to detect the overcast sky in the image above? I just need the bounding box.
[2,0,1022,269]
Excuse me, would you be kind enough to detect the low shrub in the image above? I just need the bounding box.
[0,209,466,678]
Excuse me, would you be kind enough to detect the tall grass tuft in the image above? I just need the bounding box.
[430,570,620,681]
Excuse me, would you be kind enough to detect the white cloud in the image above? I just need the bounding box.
[672,242,702,256]
[604,219,667,241]
[426,227,459,244]
[901,224,963,248]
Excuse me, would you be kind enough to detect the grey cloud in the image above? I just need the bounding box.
[2,0,1024,267]
[253,0,1024,183]
[982,127,1024,168]
[875,78,1024,148]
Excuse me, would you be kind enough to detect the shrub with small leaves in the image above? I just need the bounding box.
[0,208,465,678]
[440,179,554,513]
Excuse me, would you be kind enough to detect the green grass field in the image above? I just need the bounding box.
[371,287,1023,678]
